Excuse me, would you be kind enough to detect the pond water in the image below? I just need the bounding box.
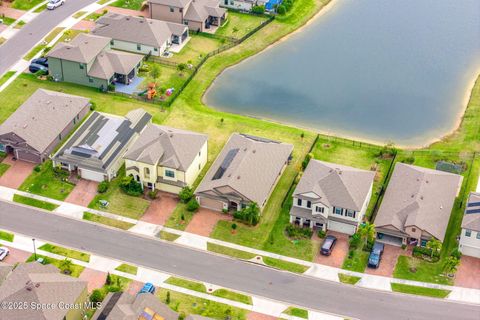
[204,0,480,146]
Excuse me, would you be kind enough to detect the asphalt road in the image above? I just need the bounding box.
[0,0,98,76]
[0,201,478,320]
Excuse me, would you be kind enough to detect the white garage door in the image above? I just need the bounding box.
[460,245,480,258]
[328,220,356,235]
[80,169,105,182]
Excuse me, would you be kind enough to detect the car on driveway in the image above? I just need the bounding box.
[138,282,155,295]
[0,247,9,261]
[47,0,65,10]
[29,63,48,74]
[31,57,48,67]
[320,235,337,256]
[368,242,384,268]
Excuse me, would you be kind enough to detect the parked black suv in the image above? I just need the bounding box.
[320,235,337,256]
[368,242,384,268]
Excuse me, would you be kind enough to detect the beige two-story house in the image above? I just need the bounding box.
[289,160,375,235]
[124,124,208,193]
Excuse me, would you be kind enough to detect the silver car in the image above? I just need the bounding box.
[0,247,9,261]
[47,0,65,10]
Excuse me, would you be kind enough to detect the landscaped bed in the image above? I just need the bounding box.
[38,243,90,262]
[391,283,451,298]
[13,194,59,211]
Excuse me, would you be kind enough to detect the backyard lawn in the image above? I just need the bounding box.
[88,166,150,220]
[167,34,227,65]
[12,0,44,10]
[19,161,74,201]
[216,12,269,39]
[13,194,59,211]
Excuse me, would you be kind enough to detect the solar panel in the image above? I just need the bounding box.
[212,148,239,180]
[466,208,480,214]
[467,202,480,207]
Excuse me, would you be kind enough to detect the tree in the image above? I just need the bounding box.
[59,258,73,274]
[302,153,313,170]
[277,5,286,15]
[186,198,199,212]
[179,186,194,203]
[166,291,171,304]
[177,63,187,76]
[252,5,265,14]
[231,223,237,233]
[220,118,224,125]
[426,238,442,258]
[89,289,104,303]
[106,272,112,285]
[120,175,143,196]
[358,222,375,248]
[234,202,260,226]
[150,64,161,81]
[443,256,459,274]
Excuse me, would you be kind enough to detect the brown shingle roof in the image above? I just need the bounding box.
[87,50,143,80]
[47,33,111,63]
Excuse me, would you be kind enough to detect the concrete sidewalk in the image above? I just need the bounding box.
[0,185,479,304]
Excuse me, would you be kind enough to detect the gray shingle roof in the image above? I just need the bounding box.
[0,263,12,286]
[47,33,111,63]
[0,89,90,153]
[87,50,143,80]
[293,160,375,211]
[124,123,207,171]
[53,109,152,173]
[374,163,463,241]
[184,0,226,22]
[462,192,480,232]
[148,0,191,7]
[0,263,87,320]
[93,13,187,48]
[196,133,292,205]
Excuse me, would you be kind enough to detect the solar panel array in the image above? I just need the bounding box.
[212,148,239,180]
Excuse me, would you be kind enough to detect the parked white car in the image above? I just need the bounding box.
[47,0,65,10]
[0,247,9,261]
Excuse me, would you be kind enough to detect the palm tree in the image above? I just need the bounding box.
[443,256,459,275]
[358,222,375,248]
[426,238,442,258]
[59,258,73,275]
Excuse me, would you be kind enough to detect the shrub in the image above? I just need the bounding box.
[148,189,158,200]
[251,5,265,14]
[233,202,260,226]
[402,156,415,164]
[90,289,105,303]
[413,246,440,261]
[285,224,313,239]
[34,165,41,172]
[120,175,143,196]
[450,248,462,259]
[97,181,109,194]
[107,83,115,92]
[317,230,326,238]
[401,244,407,250]
[186,198,199,212]
[179,186,194,203]
[349,233,361,249]
[277,5,286,14]
[302,153,313,170]
[231,223,237,231]
[348,250,354,259]
[362,239,374,252]
[378,143,397,158]
[89,101,97,111]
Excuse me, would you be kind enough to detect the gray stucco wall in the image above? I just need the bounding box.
[48,57,109,89]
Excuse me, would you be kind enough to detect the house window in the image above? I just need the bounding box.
[315,206,324,213]
[0,144,5,152]
[179,8,183,12]
[466,229,472,237]
[137,44,141,50]
[110,40,114,45]
[334,207,343,215]
[169,7,174,12]
[476,232,480,240]
[88,77,93,83]
[183,20,188,25]
[297,198,302,206]
[154,48,158,52]
[420,239,428,247]
[165,169,175,178]
[144,167,150,179]
[306,200,311,208]
[79,64,84,69]
[346,209,356,218]
[412,227,416,232]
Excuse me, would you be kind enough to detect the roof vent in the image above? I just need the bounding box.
[440,205,443,210]
[126,17,130,20]
[420,196,424,200]
[243,148,247,152]
[252,149,256,153]
[237,176,241,180]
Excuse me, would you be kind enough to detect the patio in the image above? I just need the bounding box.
[115,76,144,95]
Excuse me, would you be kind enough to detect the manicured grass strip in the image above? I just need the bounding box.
[12,0,44,10]
[13,194,58,211]
[38,243,90,262]
[0,71,15,87]
[212,288,252,305]
[14,20,26,29]
[158,289,248,319]
[84,11,106,21]
[97,0,110,4]
[338,273,361,285]
[262,256,309,274]
[26,254,84,277]
[34,3,47,12]
[0,230,14,242]
[23,27,64,60]
[0,17,16,26]
[283,306,308,319]
[24,44,45,60]
[207,243,256,260]
[165,276,207,293]
[342,248,369,273]
[158,231,180,242]
[115,263,138,275]
[391,283,451,298]
[0,163,10,177]
[393,255,453,285]
[83,212,135,230]
[73,11,86,18]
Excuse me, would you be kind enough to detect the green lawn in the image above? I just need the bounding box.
[72,11,87,19]
[342,248,369,273]
[0,17,16,26]
[12,0,44,10]
[164,202,195,230]
[212,289,252,305]
[97,274,132,298]
[0,163,10,177]
[216,12,269,39]
[33,3,47,12]
[13,194,58,211]
[0,71,15,87]
[0,230,14,242]
[19,161,75,201]
[262,256,309,274]
[83,212,135,230]
[165,277,207,293]
[393,255,453,285]
[338,273,361,285]
[26,254,85,277]
[89,166,151,219]
[283,307,308,319]
[110,0,144,10]
[157,289,248,320]
[391,283,451,298]
[158,231,181,241]
[166,34,226,65]
[38,243,90,262]
[115,263,138,275]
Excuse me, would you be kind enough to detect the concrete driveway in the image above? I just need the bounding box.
[65,179,98,207]
[186,208,232,237]
[455,255,480,289]
[315,231,349,268]
[366,244,405,277]
[0,155,35,189]
[141,192,178,225]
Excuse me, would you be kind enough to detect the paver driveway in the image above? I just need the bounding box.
[65,179,98,207]
[455,255,480,289]
[79,268,107,292]
[315,231,349,268]
[0,155,35,189]
[141,192,178,225]
[186,208,232,237]
[2,246,30,264]
[365,244,404,277]
[126,279,144,295]
[247,312,277,320]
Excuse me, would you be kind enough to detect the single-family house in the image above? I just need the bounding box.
[148,0,227,33]
[0,262,88,320]
[289,160,375,235]
[52,109,152,182]
[459,192,480,258]
[221,0,266,11]
[374,163,463,247]
[47,33,144,90]
[124,124,208,193]
[195,133,292,212]
[92,13,189,56]
[0,89,90,163]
